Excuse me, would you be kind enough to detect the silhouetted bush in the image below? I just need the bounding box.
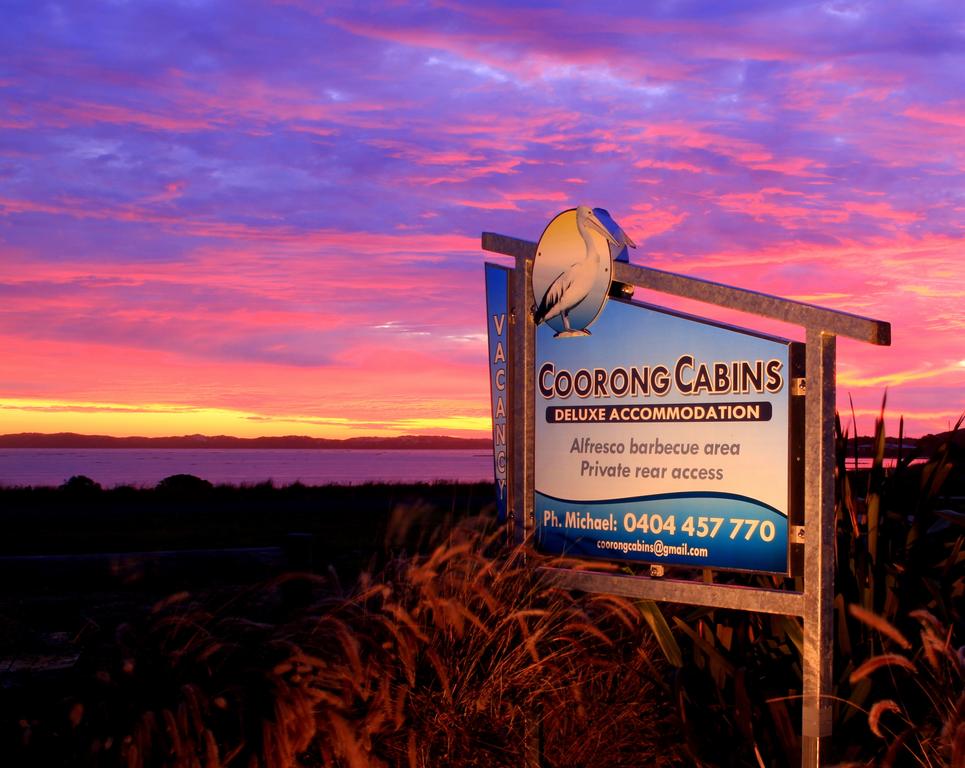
[155,474,213,494]
[60,475,102,493]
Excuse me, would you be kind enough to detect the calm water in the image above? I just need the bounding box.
[0,449,496,488]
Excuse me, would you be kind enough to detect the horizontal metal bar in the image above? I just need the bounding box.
[482,232,536,262]
[541,567,806,616]
[481,232,890,345]
[614,262,889,345]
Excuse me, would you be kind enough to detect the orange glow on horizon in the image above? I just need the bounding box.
[0,399,493,440]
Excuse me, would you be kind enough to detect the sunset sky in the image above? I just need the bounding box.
[1,0,962,440]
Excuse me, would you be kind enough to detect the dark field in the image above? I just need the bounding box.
[0,477,496,569]
[0,479,688,767]
[0,479,499,682]
[0,420,962,768]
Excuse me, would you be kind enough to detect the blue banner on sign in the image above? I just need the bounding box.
[535,490,789,573]
[484,263,509,523]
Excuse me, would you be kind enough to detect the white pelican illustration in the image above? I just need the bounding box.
[534,205,619,336]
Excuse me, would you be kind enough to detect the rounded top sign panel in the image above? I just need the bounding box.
[533,206,617,337]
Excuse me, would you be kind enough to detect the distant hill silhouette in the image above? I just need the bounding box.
[915,427,964,456]
[0,432,493,450]
[3,428,960,453]
[845,427,962,457]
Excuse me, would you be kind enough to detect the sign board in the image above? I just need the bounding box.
[534,298,803,574]
[482,215,890,767]
[485,262,510,523]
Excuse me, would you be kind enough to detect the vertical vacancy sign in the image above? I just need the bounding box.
[485,262,509,523]
[535,301,802,574]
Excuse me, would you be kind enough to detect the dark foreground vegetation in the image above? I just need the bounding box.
[0,481,685,767]
[648,411,964,768]
[0,410,962,767]
[0,478,496,579]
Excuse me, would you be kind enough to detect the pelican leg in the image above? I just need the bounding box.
[561,312,571,332]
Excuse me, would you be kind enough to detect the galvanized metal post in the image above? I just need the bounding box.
[508,261,522,544]
[521,257,536,545]
[802,329,836,766]
[509,253,535,546]
[511,255,541,767]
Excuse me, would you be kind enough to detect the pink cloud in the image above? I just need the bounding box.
[628,122,830,177]
[635,159,707,174]
[902,103,965,129]
[622,206,689,242]
[50,100,218,132]
[841,200,921,224]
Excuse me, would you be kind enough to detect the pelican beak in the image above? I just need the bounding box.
[586,210,620,246]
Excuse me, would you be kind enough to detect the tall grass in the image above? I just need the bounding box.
[829,406,964,768]
[652,403,963,767]
[12,518,686,767]
[843,605,964,767]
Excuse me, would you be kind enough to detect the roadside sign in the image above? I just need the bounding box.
[482,212,890,767]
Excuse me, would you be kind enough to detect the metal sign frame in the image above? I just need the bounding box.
[482,230,891,767]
